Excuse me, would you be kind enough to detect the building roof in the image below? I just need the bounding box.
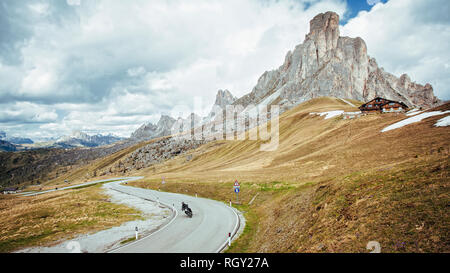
[359,97,409,109]
[1,187,18,192]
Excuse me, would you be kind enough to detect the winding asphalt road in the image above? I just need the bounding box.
[107,180,240,253]
[19,177,240,253]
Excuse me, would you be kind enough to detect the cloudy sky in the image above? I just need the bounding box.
[0,0,449,140]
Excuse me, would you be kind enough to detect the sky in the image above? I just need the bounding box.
[0,0,449,140]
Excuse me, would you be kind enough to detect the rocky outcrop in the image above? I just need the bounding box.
[234,11,440,110]
[100,137,206,175]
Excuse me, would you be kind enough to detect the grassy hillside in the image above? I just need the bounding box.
[123,97,449,252]
[10,97,447,252]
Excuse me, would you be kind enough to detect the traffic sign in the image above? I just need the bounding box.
[234,180,240,188]
[233,179,240,203]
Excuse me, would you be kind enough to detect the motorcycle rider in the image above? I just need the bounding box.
[181,202,193,217]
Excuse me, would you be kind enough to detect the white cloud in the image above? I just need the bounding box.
[2,0,449,140]
[127,66,146,77]
[0,102,58,124]
[21,67,57,95]
[29,3,50,15]
[67,0,81,6]
[367,0,381,6]
[341,0,450,100]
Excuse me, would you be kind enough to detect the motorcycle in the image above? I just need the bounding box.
[181,202,193,218]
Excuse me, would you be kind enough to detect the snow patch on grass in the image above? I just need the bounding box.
[310,110,344,120]
[382,111,450,132]
[340,98,356,107]
[406,109,423,116]
[434,115,450,127]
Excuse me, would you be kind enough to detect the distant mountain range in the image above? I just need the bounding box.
[0,140,16,152]
[53,131,123,148]
[0,131,34,144]
[0,131,24,151]
[0,130,123,151]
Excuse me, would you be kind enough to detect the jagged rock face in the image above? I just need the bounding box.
[131,115,176,140]
[214,89,237,109]
[308,11,340,60]
[235,11,440,109]
[206,89,238,121]
[131,123,158,139]
[157,115,177,132]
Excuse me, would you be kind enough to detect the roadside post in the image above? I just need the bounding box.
[228,232,231,246]
[233,180,240,203]
[135,226,138,240]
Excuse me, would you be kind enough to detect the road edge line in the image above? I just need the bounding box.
[216,204,241,253]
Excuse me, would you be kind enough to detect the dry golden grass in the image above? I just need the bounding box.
[27,97,447,252]
[124,97,449,252]
[0,185,142,252]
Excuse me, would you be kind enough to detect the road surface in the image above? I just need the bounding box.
[107,180,240,253]
[18,177,142,197]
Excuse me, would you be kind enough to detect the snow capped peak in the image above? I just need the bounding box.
[71,130,89,140]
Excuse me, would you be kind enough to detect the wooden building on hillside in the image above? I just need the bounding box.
[359,97,409,113]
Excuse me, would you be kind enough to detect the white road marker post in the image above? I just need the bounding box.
[228,232,231,246]
[135,226,139,240]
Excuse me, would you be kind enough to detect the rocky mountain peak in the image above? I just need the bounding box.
[307,11,340,52]
[157,115,176,127]
[233,11,440,111]
[71,130,89,140]
[214,89,237,109]
[131,115,176,140]
[131,11,441,143]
